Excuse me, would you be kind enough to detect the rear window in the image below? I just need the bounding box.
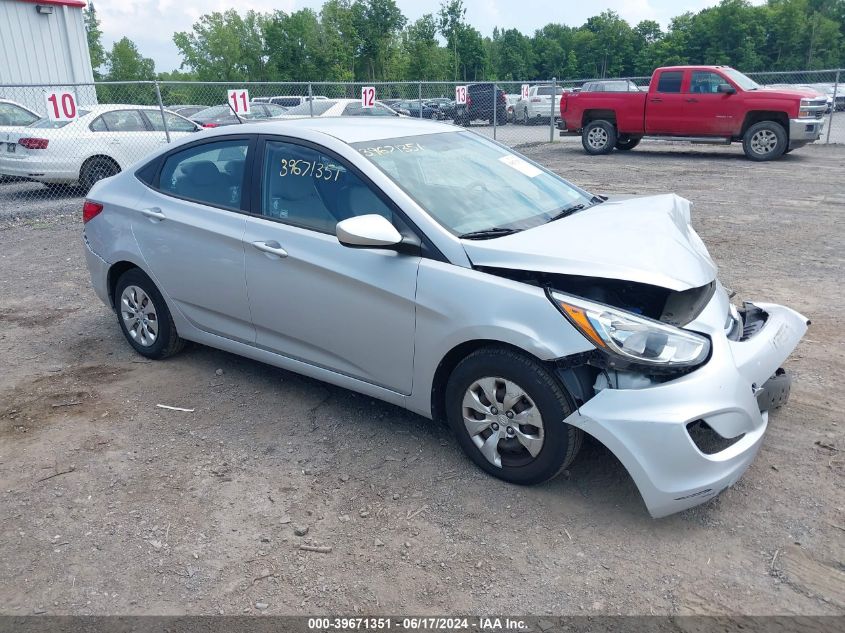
[284,101,336,116]
[30,110,91,128]
[656,71,683,93]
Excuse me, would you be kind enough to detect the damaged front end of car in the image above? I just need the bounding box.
[465,194,809,517]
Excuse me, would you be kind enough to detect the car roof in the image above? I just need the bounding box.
[202,117,459,144]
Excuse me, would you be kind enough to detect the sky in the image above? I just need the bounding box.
[94,0,764,73]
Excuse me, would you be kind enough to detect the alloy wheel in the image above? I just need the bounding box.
[120,285,159,347]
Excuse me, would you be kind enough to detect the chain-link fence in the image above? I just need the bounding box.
[0,70,842,212]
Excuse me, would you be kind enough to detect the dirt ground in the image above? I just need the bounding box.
[0,141,843,617]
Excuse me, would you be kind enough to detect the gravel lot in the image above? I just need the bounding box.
[0,142,843,617]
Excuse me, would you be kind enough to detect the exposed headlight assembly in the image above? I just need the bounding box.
[551,291,710,368]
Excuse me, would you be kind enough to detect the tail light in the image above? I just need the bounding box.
[82,200,104,223]
[18,137,49,150]
[466,95,472,107]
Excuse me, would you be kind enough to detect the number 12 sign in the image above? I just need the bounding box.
[455,86,467,105]
[45,92,78,122]
[361,86,376,109]
[227,89,251,115]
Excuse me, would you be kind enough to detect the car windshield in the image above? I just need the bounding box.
[722,68,760,90]
[284,101,336,116]
[30,110,91,128]
[352,132,594,235]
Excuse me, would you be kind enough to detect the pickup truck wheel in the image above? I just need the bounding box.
[615,136,641,151]
[743,121,787,161]
[582,120,617,155]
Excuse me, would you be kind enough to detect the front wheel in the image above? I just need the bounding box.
[742,121,787,161]
[582,120,617,155]
[114,268,184,360]
[445,347,583,485]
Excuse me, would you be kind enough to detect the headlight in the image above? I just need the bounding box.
[551,292,710,367]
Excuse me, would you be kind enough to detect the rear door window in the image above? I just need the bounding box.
[98,110,149,131]
[656,71,684,93]
[157,139,250,210]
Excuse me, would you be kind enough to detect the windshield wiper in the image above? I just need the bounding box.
[546,203,587,223]
[459,227,522,240]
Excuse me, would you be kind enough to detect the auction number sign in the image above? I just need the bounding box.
[521,84,530,100]
[45,91,78,122]
[227,89,251,115]
[455,85,467,105]
[361,86,376,108]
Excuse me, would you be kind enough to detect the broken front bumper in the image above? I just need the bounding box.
[564,291,809,518]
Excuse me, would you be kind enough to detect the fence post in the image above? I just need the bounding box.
[308,83,314,118]
[827,69,840,145]
[418,81,423,118]
[493,83,497,140]
[550,77,556,143]
[154,80,171,144]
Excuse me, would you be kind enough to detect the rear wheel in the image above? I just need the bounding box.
[615,135,641,151]
[582,119,617,155]
[742,121,787,161]
[445,347,582,485]
[114,268,184,360]
[80,157,120,192]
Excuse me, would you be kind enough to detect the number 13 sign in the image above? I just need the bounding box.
[455,86,467,105]
[45,92,78,122]
[227,89,251,115]
[361,86,376,109]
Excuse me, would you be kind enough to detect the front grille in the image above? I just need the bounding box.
[687,420,745,455]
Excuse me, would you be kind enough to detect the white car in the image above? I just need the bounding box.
[253,95,329,107]
[0,104,200,190]
[280,99,403,119]
[514,85,564,125]
[0,99,40,127]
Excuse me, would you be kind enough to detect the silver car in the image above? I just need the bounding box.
[82,118,808,518]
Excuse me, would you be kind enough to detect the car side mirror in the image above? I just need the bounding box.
[718,84,736,94]
[336,214,403,249]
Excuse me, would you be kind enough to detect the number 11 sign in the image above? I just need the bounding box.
[227,89,251,115]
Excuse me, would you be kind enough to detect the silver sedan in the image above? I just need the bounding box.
[82,118,808,518]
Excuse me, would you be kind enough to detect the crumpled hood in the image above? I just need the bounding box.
[462,193,717,292]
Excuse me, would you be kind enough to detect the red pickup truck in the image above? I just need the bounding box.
[559,65,828,160]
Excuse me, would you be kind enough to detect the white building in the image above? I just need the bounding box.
[0,0,96,115]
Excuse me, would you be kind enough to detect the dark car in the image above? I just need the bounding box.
[167,105,209,118]
[191,103,288,128]
[454,83,508,126]
[425,98,456,119]
[393,100,444,120]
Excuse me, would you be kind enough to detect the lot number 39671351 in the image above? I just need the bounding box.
[45,92,78,122]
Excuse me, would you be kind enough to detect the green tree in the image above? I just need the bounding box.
[438,0,466,81]
[492,28,534,79]
[83,1,106,79]
[404,14,447,80]
[106,37,155,80]
[173,10,268,81]
[321,0,360,80]
[264,9,325,81]
[352,0,407,80]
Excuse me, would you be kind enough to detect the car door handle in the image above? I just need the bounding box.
[686,98,699,103]
[649,98,663,103]
[252,240,288,258]
[139,207,165,221]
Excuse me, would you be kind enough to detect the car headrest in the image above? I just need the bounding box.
[278,173,316,201]
[181,161,221,186]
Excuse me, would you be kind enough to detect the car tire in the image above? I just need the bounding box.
[742,121,787,161]
[80,157,120,192]
[524,108,532,125]
[445,347,583,485]
[582,120,617,155]
[114,268,184,360]
[615,135,641,151]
